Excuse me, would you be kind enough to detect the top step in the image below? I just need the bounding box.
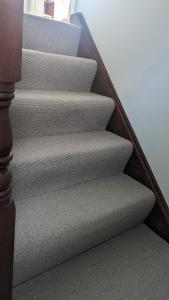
[23,13,81,56]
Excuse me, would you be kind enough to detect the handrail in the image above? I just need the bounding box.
[71,13,169,242]
[0,1,23,299]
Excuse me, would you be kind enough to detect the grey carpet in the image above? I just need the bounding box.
[13,224,169,300]
[11,132,133,201]
[11,90,114,138]
[13,175,155,285]
[23,13,81,56]
[16,49,97,92]
[12,14,163,298]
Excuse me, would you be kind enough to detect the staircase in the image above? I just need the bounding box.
[1,11,169,300]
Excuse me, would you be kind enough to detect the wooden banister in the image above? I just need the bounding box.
[71,13,169,242]
[0,1,23,299]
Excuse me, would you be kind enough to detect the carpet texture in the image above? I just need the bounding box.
[23,14,81,56]
[13,224,169,300]
[11,90,114,138]
[11,14,165,299]
[11,132,133,200]
[13,175,155,285]
[16,49,97,92]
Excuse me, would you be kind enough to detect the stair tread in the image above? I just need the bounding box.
[11,131,133,200]
[16,49,97,92]
[13,225,169,300]
[23,13,81,56]
[11,89,115,138]
[13,174,155,285]
[12,131,132,162]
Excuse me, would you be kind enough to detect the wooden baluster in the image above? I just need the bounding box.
[0,84,15,299]
[0,83,14,207]
[0,1,23,299]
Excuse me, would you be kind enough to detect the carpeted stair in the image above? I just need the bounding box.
[11,14,169,299]
[13,225,169,300]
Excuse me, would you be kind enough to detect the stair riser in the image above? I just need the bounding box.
[14,202,153,285]
[23,14,81,56]
[11,92,114,138]
[16,49,97,92]
[13,225,169,300]
[13,175,155,285]
[11,145,133,201]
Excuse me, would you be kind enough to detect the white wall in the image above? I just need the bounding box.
[77,0,169,205]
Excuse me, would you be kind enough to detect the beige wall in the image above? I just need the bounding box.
[77,0,169,205]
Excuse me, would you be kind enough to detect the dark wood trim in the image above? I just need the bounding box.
[71,13,169,242]
[0,0,23,82]
[0,1,23,298]
[0,203,15,300]
[0,82,16,300]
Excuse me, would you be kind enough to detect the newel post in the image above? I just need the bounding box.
[0,1,23,299]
